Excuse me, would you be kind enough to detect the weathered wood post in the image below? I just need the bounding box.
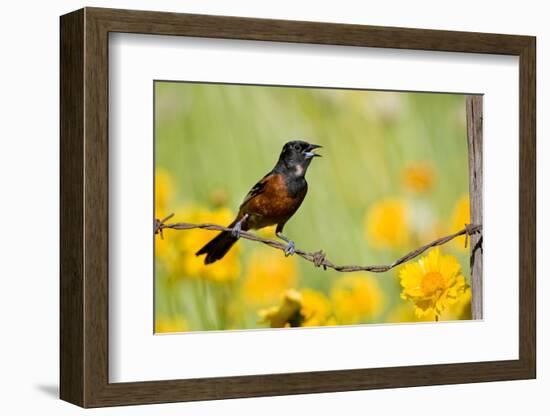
[466,95,483,320]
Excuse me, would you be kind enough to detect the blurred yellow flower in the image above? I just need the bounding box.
[450,196,471,249]
[257,225,277,239]
[364,198,410,248]
[259,289,304,328]
[399,248,468,319]
[179,206,240,282]
[155,228,177,259]
[155,168,174,218]
[171,203,202,223]
[155,205,195,273]
[155,204,240,282]
[182,239,240,282]
[402,162,436,193]
[386,301,434,323]
[242,249,298,305]
[331,275,384,324]
[301,289,332,327]
[259,288,333,328]
[155,315,188,333]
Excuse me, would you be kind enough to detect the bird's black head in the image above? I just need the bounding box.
[275,140,322,177]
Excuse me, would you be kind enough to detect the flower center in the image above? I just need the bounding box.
[421,271,445,295]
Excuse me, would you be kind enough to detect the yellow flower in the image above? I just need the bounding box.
[402,162,436,193]
[259,289,304,328]
[155,205,241,282]
[331,275,384,324]
[441,287,472,320]
[155,205,194,272]
[171,203,202,223]
[155,168,174,218]
[257,225,277,239]
[301,289,332,327]
[399,248,468,319]
[182,237,241,282]
[155,204,240,282]
[389,287,472,323]
[364,198,410,249]
[450,196,471,249]
[259,289,333,328]
[386,301,435,323]
[155,229,171,259]
[242,249,298,305]
[155,315,188,333]
[179,206,240,282]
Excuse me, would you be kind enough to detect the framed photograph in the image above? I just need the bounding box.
[60,7,536,407]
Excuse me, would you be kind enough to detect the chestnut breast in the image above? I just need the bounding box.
[239,173,307,229]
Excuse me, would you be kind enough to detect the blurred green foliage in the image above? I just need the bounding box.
[154,81,471,332]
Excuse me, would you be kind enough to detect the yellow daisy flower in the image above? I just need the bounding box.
[387,294,472,323]
[441,287,472,321]
[399,248,468,319]
[364,198,410,249]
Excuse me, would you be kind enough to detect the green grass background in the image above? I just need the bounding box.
[155,81,470,331]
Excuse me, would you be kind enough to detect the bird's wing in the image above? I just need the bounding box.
[239,172,271,208]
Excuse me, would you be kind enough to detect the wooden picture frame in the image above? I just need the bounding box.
[60,7,536,408]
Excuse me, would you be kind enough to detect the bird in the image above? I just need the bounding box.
[195,140,322,264]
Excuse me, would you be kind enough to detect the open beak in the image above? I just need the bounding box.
[303,144,323,159]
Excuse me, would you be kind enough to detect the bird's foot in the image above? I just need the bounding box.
[276,231,295,256]
[231,221,242,238]
[230,214,248,238]
[284,240,295,257]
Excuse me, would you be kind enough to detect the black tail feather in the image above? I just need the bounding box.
[195,228,238,264]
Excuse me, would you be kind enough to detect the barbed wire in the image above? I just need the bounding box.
[155,213,482,273]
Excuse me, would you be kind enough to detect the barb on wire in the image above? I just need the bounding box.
[154,214,482,273]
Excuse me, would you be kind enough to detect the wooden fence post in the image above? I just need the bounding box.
[466,95,483,320]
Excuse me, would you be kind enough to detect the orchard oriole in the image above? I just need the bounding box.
[196,140,322,264]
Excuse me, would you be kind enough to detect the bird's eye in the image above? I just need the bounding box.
[293,144,301,150]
